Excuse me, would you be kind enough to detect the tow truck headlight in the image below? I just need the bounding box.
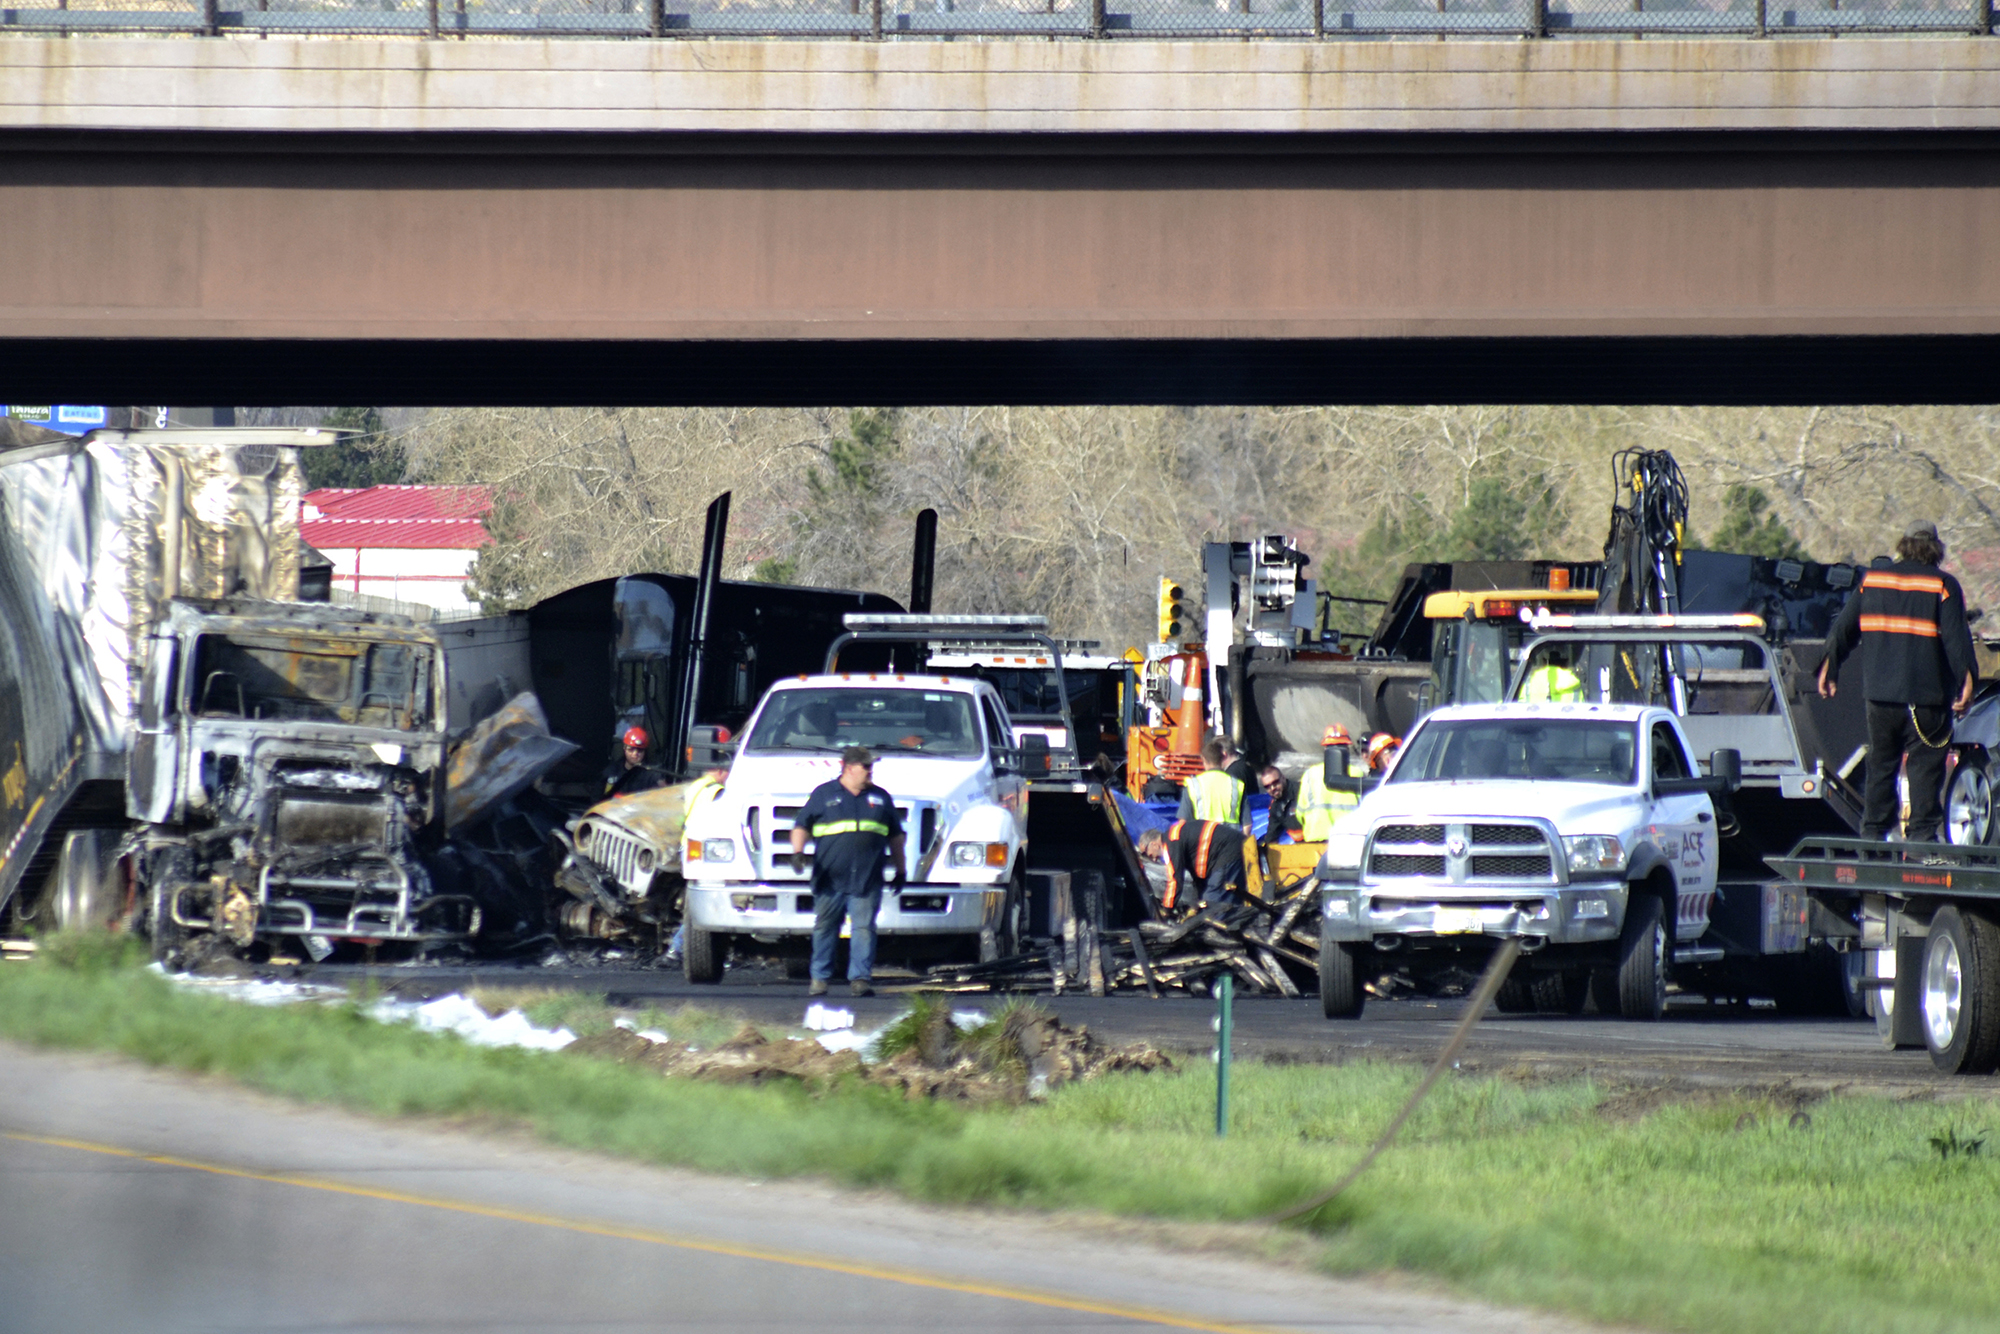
[1322,831,1366,871]
[700,838,736,864]
[1564,835,1626,875]
[950,841,1008,868]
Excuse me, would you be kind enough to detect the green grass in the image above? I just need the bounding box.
[3,938,1998,1334]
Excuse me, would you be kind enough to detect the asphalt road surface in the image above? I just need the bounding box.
[0,1042,1612,1334]
[301,957,1985,1097]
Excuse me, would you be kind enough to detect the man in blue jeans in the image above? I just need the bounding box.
[789,746,905,997]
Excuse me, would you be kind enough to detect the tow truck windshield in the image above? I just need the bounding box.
[1390,717,1638,786]
[744,687,984,758]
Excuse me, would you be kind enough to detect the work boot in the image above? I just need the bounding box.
[849,980,874,997]
[807,979,829,997]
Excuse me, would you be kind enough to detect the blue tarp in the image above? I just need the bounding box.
[1129,791,1274,841]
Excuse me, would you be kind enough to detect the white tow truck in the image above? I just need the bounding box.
[677,615,1068,982]
[1316,700,1741,1020]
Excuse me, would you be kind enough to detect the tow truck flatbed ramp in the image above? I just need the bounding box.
[1767,835,2000,1075]
[1766,836,2000,902]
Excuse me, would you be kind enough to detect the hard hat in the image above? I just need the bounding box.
[1321,725,1352,747]
[1367,733,1402,768]
[622,726,649,749]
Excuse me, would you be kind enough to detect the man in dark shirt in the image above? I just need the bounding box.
[1155,818,1249,912]
[1258,766,1299,843]
[604,725,669,798]
[1819,520,1979,843]
[789,746,906,996]
[1220,737,1256,790]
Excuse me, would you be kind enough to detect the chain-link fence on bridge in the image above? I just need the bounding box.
[2,0,1991,40]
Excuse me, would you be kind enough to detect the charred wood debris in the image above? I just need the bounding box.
[924,873,1321,999]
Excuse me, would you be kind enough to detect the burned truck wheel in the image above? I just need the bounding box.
[1921,906,2000,1075]
[683,925,724,984]
[146,883,187,967]
[1494,975,1535,1013]
[1614,893,1668,1022]
[142,849,198,968]
[1318,922,1365,1019]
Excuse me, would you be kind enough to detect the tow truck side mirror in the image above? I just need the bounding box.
[1020,734,1053,775]
[1655,748,1742,797]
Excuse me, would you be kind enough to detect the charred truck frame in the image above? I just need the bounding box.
[0,428,468,963]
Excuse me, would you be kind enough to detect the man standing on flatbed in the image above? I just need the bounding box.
[1819,520,1978,843]
[791,746,905,997]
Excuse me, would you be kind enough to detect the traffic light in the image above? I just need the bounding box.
[1158,577,1191,643]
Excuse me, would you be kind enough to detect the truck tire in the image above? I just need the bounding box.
[1318,922,1365,1019]
[48,830,122,933]
[1494,975,1535,1013]
[980,868,1024,963]
[147,882,188,968]
[1613,893,1668,1022]
[142,848,197,969]
[683,926,724,984]
[1532,967,1592,1015]
[1920,906,2000,1075]
[1944,756,1996,847]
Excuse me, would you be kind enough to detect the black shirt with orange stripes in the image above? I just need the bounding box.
[1823,560,1977,706]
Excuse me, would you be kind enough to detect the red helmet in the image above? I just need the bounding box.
[1321,725,1352,747]
[622,726,649,750]
[1367,733,1402,769]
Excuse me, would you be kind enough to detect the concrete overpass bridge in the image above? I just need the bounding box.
[6,32,2000,403]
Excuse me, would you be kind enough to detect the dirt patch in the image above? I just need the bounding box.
[568,1023,867,1087]
[567,1004,1175,1104]
[1592,1081,1831,1124]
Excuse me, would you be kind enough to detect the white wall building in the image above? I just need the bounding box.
[301,485,492,614]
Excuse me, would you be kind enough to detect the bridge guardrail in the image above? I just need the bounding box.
[1,0,1990,40]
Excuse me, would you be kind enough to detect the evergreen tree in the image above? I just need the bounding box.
[1708,484,1806,559]
[1446,472,1562,562]
[462,494,536,614]
[304,407,405,490]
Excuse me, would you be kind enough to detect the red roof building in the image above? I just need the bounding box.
[302,485,493,612]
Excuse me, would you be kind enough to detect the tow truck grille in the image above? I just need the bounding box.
[758,801,927,879]
[1372,853,1447,876]
[1365,820,1558,883]
[1470,854,1553,877]
[1472,825,1542,847]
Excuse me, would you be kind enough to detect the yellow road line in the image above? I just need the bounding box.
[5,1131,1275,1334]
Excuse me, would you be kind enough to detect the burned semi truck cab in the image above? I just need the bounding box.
[137,599,471,963]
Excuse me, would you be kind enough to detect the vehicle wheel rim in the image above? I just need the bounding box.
[1947,767,1992,846]
[1924,932,1963,1051]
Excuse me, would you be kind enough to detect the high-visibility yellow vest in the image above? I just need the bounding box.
[1295,763,1359,842]
[1522,663,1584,703]
[811,818,892,838]
[685,774,724,819]
[1185,769,1245,825]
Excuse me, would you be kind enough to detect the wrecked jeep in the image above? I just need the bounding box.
[551,778,707,951]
